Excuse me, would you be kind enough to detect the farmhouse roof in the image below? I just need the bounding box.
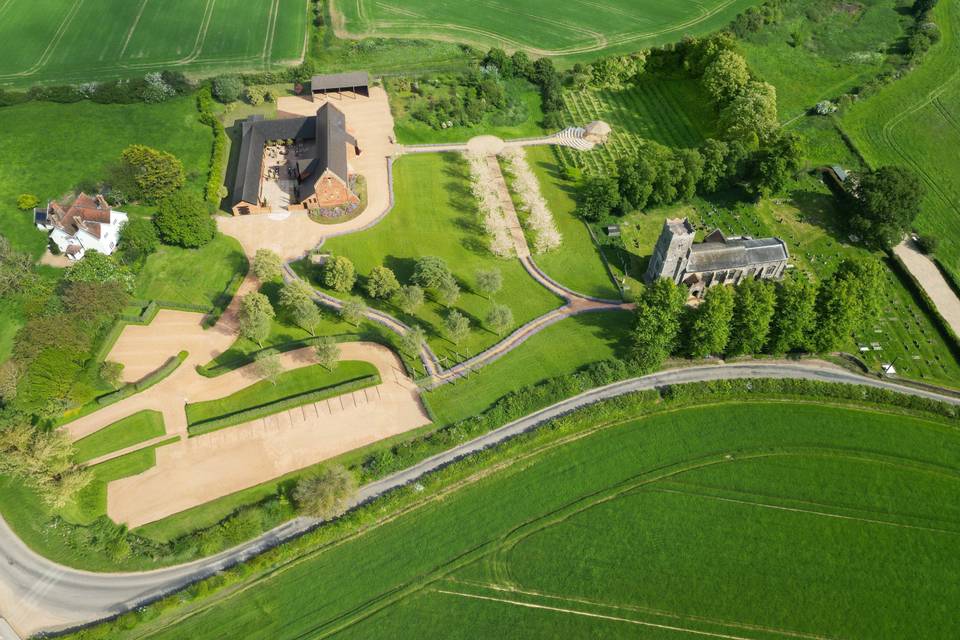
[687,236,788,273]
[232,103,356,207]
[45,193,112,237]
[310,71,369,93]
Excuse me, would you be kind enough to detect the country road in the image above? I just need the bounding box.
[2,360,958,637]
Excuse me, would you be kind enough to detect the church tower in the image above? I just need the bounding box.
[644,218,695,284]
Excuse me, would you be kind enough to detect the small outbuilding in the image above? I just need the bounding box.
[584,120,612,144]
[311,71,370,101]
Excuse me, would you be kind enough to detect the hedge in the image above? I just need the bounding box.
[202,271,246,329]
[197,87,228,208]
[95,351,188,406]
[187,374,381,436]
[888,253,960,357]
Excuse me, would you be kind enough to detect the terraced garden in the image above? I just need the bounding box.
[109,401,960,639]
[0,0,309,86]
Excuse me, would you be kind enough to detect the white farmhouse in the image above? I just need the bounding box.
[35,193,127,260]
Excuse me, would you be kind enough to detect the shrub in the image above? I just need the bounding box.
[114,145,185,204]
[916,234,939,255]
[154,192,217,248]
[16,193,39,210]
[293,466,357,518]
[212,76,243,103]
[366,266,400,299]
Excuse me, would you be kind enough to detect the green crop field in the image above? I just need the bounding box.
[115,402,960,639]
[841,0,960,275]
[0,0,309,86]
[332,0,759,63]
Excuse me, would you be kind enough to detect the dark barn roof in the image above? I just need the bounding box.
[687,236,788,273]
[232,103,355,207]
[311,71,369,93]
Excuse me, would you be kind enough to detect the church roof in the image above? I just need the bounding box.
[687,236,788,273]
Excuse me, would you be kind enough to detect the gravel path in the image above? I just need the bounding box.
[893,239,960,336]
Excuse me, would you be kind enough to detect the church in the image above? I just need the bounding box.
[644,218,789,297]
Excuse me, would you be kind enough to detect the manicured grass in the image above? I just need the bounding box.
[522,146,619,299]
[124,402,960,639]
[0,98,212,257]
[334,0,759,64]
[841,0,960,275]
[135,234,248,309]
[740,0,907,120]
[558,74,717,172]
[186,361,379,426]
[425,311,632,425]
[73,410,166,463]
[0,0,309,85]
[315,153,563,364]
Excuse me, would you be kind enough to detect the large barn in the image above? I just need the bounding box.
[231,102,360,215]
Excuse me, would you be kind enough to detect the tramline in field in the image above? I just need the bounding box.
[0,0,310,85]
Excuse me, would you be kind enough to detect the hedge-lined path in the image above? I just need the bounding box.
[5,359,960,637]
[893,238,960,336]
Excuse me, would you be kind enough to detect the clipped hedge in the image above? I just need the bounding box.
[188,374,381,436]
[888,253,960,357]
[197,87,228,208]
[95,351,188,406]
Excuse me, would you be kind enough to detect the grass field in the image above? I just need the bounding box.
[332,0,759,63]
[557,74,717,172]
[122,402,960,639]
[0,0,309,86]
[186,361,378,425]
[0,98,212,258]
[134,234,247,309]
[841,0,960,275]
[425,311,632,425]
[73,410,165,463]
[522,146,619,299]
[740,0,908,120]
[314,153,563,365]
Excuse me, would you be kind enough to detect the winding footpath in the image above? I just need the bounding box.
[3,360,959,636]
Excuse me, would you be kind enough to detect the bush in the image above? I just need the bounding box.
[197,88,228,207]
[154,191,217,248]
[212,76,243,103]
[916,234,939,255]
[114,145,185,204]
[16,193,39,211]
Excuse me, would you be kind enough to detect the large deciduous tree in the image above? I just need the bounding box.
[322,256,356,292]
[253,249,283,282]
[411,256,452,289]
[850,166,925,249]
[767,271,818,354]
[726,279,776,356]
[702,49,750,104]
[632,277,687,372]
[279,279,322,335]
[154,191,216,248]
[577,175,620,221]
[237,292,274,347]
[719,81,779,148]
[293,465,356,519]
[114,144,185,203]
[686,285,735,358]
[366,266,400,299]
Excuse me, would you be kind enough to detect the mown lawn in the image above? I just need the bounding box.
[0,98,211,258]
[521,146,619,299]
[121,402,960,639]
[73,410,166,463]
[135,234,248,308]
[186,361,379,425]
[425,310,632,425]
[315,153,563,364]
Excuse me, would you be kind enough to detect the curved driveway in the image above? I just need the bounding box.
[2,360,958,636]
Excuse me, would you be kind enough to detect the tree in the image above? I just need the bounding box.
[253,350,283,385]
[850,166,925,249]
[154,191,216,248]
[698,139,730,193]
[212,75,243,103]
[577,175,620,221]
[366,266,400,299]
[118,217,159,264]
[314,337,341,370]
[141,72,175,103]
[767,271,818,354]
[618,154,657,212]
[752,131,805,196]
[486,304,513,336]
[245,85,267,106]
[916,234,939,255]
[726,279,776,356]
[913,0,938,16]
[293,465,356,519]
[677,148,704,201]
[411,256,451,289]
[444,309,471,344]
[279,280,322,335]
[64,252,135,292]
[323,256,356,292]
[511,51,533,79]
[253,249,283,282]
[16,194,39,210]
[649,147,684,207]
[395,284,424,314]
[115,145,185,203]
[339,299,366,326]
[811,270,860,352]
[99,361,124,388]
[702,50,750,104]
[400,325,426,355]
[435,274,460,307]
[63,281,128,324]
[632,278,687,372]
[719,81,779,147]
[238,292,274,347]
[686,285,735,358]
[0,424,90,509]
[474,268,503,299]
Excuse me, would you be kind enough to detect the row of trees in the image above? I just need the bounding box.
[481,48,565,129]
[632,257,887,371]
